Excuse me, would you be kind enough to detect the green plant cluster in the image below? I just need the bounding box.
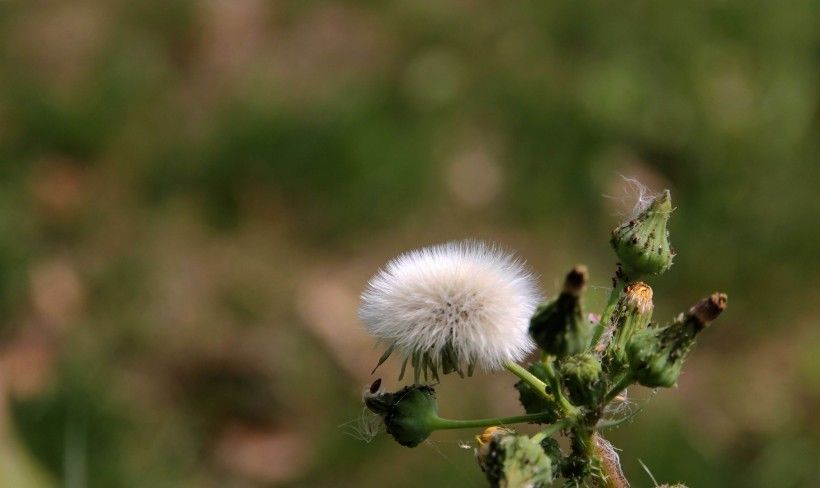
[364,191,727,487]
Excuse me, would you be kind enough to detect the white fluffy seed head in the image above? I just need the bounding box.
[360,241,541,376]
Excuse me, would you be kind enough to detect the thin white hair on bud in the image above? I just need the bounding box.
[621,175,658,220]
[638,459,660,487]
[360,240,541,374]
[338,407,384,443]
[594,435,629,488]
[603,175,663,220]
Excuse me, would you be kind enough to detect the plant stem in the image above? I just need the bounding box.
[541,357,578,416]
[603,372,633,404]
[503,360,550,401]
[530,419,570,444]
[590,277,624,347]
[431,412,558,431]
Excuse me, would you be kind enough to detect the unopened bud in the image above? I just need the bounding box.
[687,293,727,329]
[561,353,604,407]
[627,293,727,387]
[529,266,592,357]
[476,428,553,488]
[606,282,654,369]
[610,190,675,278]
[625,328,680,388]
[364,385,439,447]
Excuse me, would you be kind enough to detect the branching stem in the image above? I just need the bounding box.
[604,372,634,404]
[541,357,579,416]
[591,275,625,347]
[431,412,558,431]
[503,360,550,401]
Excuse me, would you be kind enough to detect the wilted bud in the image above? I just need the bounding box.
[610,190,675,278]
[606,282,654,369]
[514,363,561,423]
[364,385,439,447]
[529,266,591,357]
[627,293,727,387]
[476,427,553,488]
[593,435,628,488]
[560,353,604,407]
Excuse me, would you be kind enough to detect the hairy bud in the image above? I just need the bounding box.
[610,190,675,278]
[627,293,727,387]
[606,282,654,369]
[561,353,604,407]
[476,427,553,488]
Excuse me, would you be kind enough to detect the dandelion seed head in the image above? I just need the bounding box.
[360,241,541,376]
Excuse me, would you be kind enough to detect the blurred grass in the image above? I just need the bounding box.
[0,0,818,486]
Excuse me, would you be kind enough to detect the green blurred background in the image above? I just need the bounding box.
[0,1,818,486]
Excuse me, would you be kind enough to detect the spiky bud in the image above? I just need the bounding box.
[560,353,604,407]
[610,190,675,278]
[627,293,727,388]
[476,427,553,488]
[529,266,591,358]
[513,362,561,422]
[606,282,654,369]
[364,385,439,447]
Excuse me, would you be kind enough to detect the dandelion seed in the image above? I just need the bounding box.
[338,407,384,443]
[360,241,541,379]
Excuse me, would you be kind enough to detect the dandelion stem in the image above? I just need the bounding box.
[431,412,560,431]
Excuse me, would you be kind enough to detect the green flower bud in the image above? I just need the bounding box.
[626,328,679,388]
[514,363,560,423]
[606,282,654,370]
[627,293,727,387]
[610,190,675,278]
[529,266,591,357]
[560,353,604,407]
[364,385,439,447]
[476,427,553,488]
